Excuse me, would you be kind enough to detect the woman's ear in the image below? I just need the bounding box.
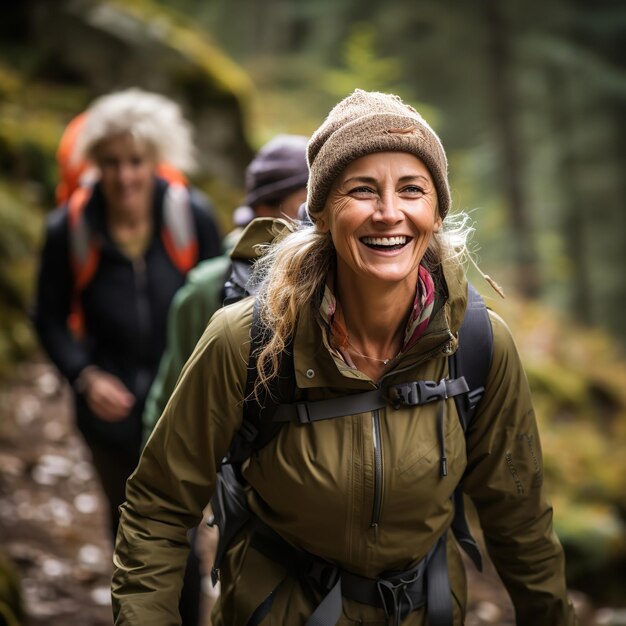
[434,216,442,232]
[316,216,329,233]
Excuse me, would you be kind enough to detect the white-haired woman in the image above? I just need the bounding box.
[112,90,576,625]
[34,89,221,540]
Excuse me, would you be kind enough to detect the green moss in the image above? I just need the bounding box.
[0,181,44,374]
[525,361,588,408]
[0,63,22,100]
[108,0,254,102]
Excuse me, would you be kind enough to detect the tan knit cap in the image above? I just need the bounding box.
[307,89,451,219]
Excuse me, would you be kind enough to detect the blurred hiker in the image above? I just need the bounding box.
[142,134,308,626]
[143,133,308,438]
[113,90,576,625]
[33,88,222,541]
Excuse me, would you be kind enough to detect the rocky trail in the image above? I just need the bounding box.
[0,358,608,625]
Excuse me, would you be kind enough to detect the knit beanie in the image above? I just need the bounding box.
[245,134,309,208]
[307,89,451,220]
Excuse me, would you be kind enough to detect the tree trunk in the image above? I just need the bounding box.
[547,67,593,324]
[484,0,541,298]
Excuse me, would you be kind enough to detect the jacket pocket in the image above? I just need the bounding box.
[396,400,466,478]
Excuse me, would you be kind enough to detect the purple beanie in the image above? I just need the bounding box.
[245,134,309,208]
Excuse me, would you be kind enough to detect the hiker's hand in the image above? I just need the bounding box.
[80,369,135,421]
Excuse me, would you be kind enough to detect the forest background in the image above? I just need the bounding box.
[0,0,625,614]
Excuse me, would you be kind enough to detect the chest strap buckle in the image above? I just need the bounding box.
[390,378,469,409]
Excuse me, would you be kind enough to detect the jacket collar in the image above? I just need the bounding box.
[292,258,469,390]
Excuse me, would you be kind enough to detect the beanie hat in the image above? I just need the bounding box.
[245,134,309,208]
[306,89,451,220]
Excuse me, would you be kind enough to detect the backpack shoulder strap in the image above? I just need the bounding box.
[67,186,100,338]
[448,282,493,571]
[67,186,100,288]
[449,282,493,431]
[161,182,198,274]
[222,258,255,306]
[227,298,296,464]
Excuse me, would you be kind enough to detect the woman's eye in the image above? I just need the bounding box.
[350,186,375,196]
[402,185,424,195]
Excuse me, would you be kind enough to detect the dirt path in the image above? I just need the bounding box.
[0,357,594,625]
[0,359,112,625]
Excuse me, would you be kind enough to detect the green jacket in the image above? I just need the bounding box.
[113,257,577,626]
[142,219,287,441]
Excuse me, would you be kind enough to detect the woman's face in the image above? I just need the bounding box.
[94,133,157,214]
[321,151,441,289]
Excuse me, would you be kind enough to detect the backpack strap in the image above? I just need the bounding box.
[67,186,100,338]
[449,282,494,430]
[448,282,494,571]
[271,378,470,425]
[222,258,255,306]
[160,182,198,273]
[227,298,296,464]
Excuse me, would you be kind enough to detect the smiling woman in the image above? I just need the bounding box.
[112,90,577,626]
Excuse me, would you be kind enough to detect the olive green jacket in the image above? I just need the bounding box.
[112,258,577,626]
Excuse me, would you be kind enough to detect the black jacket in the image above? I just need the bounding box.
[33,177,221,452]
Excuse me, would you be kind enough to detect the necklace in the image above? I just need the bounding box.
[347,344,394,365]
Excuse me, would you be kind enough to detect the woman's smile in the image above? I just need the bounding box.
[360,234,412,252]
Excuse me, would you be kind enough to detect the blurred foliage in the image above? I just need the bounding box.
[488,292,626,601]
[0,181,44,372]
[323,23,403,98]
[0,58,61,373]
[107,0,253,101]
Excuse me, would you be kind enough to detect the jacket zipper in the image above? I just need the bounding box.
[133,258,151,335]
[133,257,153,397]
[371,409,383,529]
[133,257,152,357]
[368,331,454,532]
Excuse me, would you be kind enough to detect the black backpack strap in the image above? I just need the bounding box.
[272,378,470,425]
[227,298,296,464]
[448,282,494,571]
[222,258,255,306]
[449,283,493,430]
